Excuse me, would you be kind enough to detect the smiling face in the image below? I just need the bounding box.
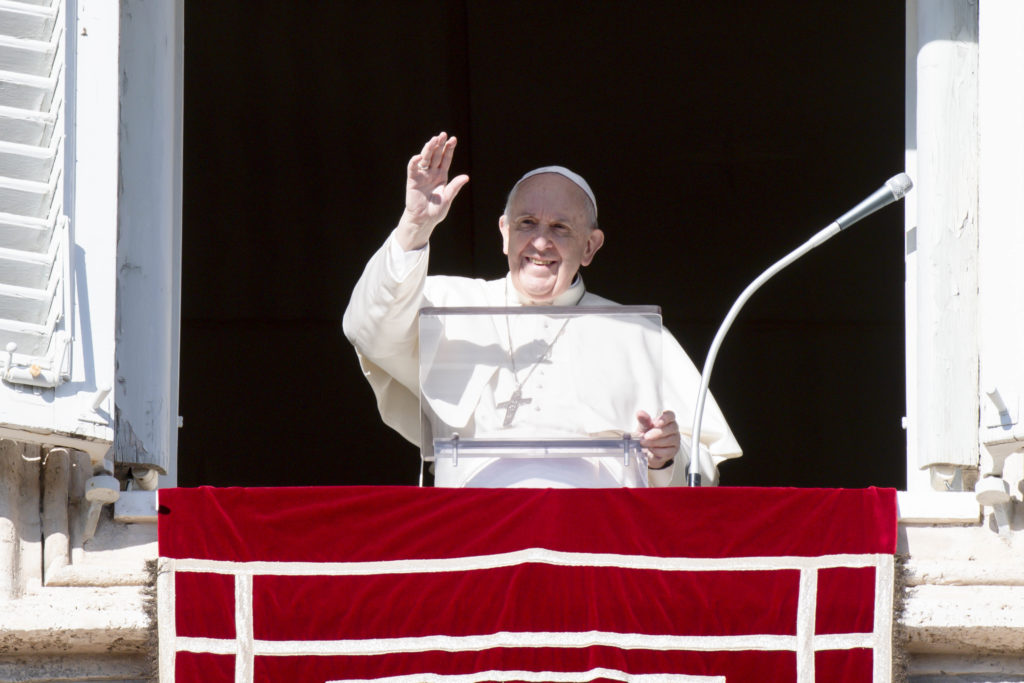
[498,173,604,304]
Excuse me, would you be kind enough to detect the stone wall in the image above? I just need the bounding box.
[901,504,1024,682]
[0,440,155,682]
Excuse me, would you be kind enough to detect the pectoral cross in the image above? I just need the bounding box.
[497,388,532,427]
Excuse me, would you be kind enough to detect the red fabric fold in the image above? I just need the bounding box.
[160,486,897,561]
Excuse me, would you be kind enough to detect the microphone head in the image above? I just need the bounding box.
[886,173,913,200]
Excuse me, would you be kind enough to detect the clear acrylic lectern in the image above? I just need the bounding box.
[418,305,663,487]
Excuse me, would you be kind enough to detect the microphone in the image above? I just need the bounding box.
[834,173,914,230]
[686,173,914,487]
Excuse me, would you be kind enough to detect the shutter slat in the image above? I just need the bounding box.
[3,0,54,8]
[0,316,50,358]
[0,137,58,182]
[0,173,55,219]
[0,282,52,323]
[0,104,56,145]
[0,68,59,112]
[0,212,53,251]
[0,2,58,43]
[0,32,58,77]
[0,241,52,286]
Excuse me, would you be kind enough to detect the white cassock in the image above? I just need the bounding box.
[343,230,743,487]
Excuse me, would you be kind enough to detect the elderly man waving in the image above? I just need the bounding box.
[343,132,741,487]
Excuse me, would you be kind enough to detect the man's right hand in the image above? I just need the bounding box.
[395,132,470,251]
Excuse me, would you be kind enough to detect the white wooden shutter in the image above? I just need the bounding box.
[0,0,70,388]
[0,1,182,476]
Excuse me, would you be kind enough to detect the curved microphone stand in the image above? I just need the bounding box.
[686,173,914,487]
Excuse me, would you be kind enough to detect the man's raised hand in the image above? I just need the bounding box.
[396,132,470,251]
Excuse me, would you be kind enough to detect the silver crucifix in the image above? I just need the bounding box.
[497,388,532,426]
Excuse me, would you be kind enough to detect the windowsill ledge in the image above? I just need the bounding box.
[897,491,982,525]
[114,489,158,523]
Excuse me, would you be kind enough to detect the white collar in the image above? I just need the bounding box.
[505,273,586,306]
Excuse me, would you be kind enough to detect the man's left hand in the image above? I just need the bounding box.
[636,410,680,469]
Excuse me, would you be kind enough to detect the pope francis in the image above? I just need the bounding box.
[343,132,741,487]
